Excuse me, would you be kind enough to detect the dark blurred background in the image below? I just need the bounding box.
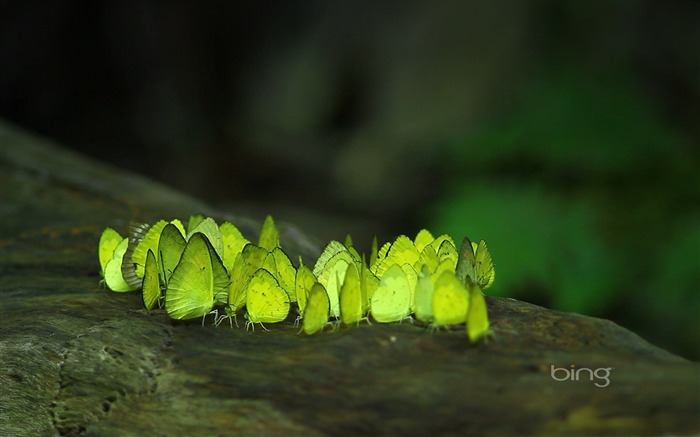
[1,0,698,359]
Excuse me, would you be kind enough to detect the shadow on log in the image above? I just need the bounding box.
[1,120,698,436]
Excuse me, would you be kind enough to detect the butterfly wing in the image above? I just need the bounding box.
[432,271,469,326]
[413,229,435,253]
[123,219,168,287]
[413,265,435,323]
[105,238,137,292]
[165,233,217,320]
[187,217,224,263]
[303,283,330,335]
[219,221,250,271]
[158,223,186,286]
[340,263,363,325]
[271,247,297,302]
[475,240,495,289]
[98,227,122,276]
[312,240,347,277]
[246,268,290,324]
[455,237,477,285]
[142,249,161,310]
[373,235,420,278]
[258,215,280,251]
[370,264,411,323]
[467,281,493,343]
[295,263,316,317]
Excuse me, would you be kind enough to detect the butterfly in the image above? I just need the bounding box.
[455,237,495,290]
[258,215,280,252]
[431,270,469,327]
[142,249,161,310]
[103,236,137,292]
[370,264,412,323]
[157,223,186,287]
[165,233,230,320]
[244,268,290,330]
[302,283,330,335]
[339,263,365,325]
[98,227,122,279]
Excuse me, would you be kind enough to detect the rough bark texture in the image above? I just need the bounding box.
[1,120,698,436]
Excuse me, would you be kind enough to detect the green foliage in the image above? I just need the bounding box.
[432,183,615,315]
[448,65,691,175]
[431,64,700,359]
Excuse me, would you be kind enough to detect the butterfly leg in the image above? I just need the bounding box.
[245,320,254,332]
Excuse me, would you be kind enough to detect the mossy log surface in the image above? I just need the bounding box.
[1,121,698,436]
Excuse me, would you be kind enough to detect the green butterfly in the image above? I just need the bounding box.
[165,233,230,321]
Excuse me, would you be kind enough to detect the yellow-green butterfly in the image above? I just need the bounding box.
[312,240,347,277]
[104,237,138,292]
[221,243,272,322]
[369,235,379,269]
[315,250,354,318]
[413,229,435,253]
[169,218,187,236]
[187,217,224,263]
[271,247,297,302]
[431,270,469,327]
[370,240,391,272]
[241,243,270,270]
[413,265,434,323]
[433,257,456,282]
[414,244,439,275]
[343,234,353,248]
[295,263,317,319]
[370,264,411,323]
[429,233,455,253]
[372,235,420,277]
[165,233,230,321]
[122,219,168,288]
[340,263,364,325]
[466,280,493,343]
[244,268,290,330]
[142,249,161,310]
[258,215,280,251]
[157,223,186,286]
[400,263,418,312]
[219,221,250,271]
[376,241,391,262]
[359,258,379,313]
[342,234,362,262]
[98,227,122,278]
[302,282,330,335]
[186,214,205,235]
[222,252,250,327]
[455,237,495,289]
[436,239,458,266]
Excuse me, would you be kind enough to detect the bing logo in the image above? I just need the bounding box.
[550,364,613,388]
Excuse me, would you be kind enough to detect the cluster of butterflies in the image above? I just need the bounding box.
[98,215,495,342]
